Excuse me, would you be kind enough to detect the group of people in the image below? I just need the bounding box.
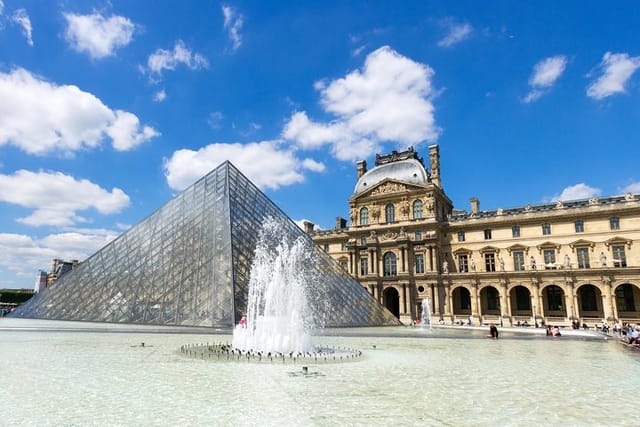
[0,306,14,317]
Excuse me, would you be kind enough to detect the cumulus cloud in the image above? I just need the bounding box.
[283,46,439,161]
[164,141,324,191]
[620,182,640,194]
[548,183,601,202]
[437,19,472,48]
[11,8,33,46]
[0,0,4,16]
[222,5,243,51]
[146,40,208,78]
[106,110,160,151]
[523,55,567,103]
[0,169,130,227]
[0,68,159,155]
[0,229,118,285]
[153,89,166,102]
[63,12,135,59]
[587,52,640,99]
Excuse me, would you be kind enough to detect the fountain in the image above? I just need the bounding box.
[232,216,316,353]
[421,297,432,329]
[180,217,362,363]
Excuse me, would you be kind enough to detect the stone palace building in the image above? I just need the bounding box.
[307,146,640,326]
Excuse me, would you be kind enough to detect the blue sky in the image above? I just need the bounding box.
[1,1,640,289]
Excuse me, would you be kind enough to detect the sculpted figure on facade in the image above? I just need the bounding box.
[442,260,449,274]
[371,182,405,196]
[599,252,607,267]
[349,207,357,225]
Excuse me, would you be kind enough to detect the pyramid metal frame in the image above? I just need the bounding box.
[13,162,399,328]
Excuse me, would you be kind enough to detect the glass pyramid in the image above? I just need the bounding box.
[12,161,399,328]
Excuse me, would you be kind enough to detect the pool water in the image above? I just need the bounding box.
[1,319,636,426]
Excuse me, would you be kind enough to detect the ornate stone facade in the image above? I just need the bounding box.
[309,145,640,326]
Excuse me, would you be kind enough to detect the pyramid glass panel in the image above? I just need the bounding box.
[12,162,398,327]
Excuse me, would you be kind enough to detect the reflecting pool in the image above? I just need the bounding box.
[1,318,637,426]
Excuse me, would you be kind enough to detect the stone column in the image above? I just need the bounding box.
[602,279,614,321]
[470,283,480,323]
[428,246,434,271]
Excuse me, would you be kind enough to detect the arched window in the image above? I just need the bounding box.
[383,252,397,276]
[412,200,423,219]
[359,207,369,225]
[385,204,395,223]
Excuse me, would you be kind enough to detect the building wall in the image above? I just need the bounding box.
[310,148,640,326]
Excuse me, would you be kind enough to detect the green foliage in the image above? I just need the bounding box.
[0,289,35,304]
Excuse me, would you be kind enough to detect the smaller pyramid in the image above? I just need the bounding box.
[13,161,399,328]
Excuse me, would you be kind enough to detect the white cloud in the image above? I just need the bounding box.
[222,5,243,51]
[587,52,640,99]
[0,229,118,284]
[283,46,439,161]
[548,183,601,202]
[106,110,160,151]
[523,55,567,103]
[11,8,33,46]
[164,140,324,191]
[153,89,166,102]
[0,169,130,227]
[0,1,4,16]
[437,20,472,48]
[63,12,135,59]
[0,68,159,154]
[146,40,208,77]
[620,182,640,194]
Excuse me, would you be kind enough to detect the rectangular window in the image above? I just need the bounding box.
[576,247,590,268]
[415,231,422,241]
[458,254,468,273]
[415,254,425,274]
[542,223,551,235]
[616,285,636,312]
[575,219,584,233]
[360,258,368,276]
[341,242,348,251]
[484,229,492,240]
[360,236,367,246]
[339,260,348,271]
[323,243,329,252]
[457,231,465,242]
[513,251,525,271]
[512,225,520,238]
[484,253,496,272]
[610,216,620,230]
[612,245,627,267]
[543,249,556,269]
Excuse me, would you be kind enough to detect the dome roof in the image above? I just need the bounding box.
[354,158,429,195]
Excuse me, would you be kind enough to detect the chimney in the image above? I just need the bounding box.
[470,197,480,215]
[356,160,367,179]
[336,217,347,229]
[303,221,315,233]
[428,145,441,188]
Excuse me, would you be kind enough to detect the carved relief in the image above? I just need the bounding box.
[381,230,398,240]
[400,199,409,216]
[371,182,407,196]
[349,208,357,224]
